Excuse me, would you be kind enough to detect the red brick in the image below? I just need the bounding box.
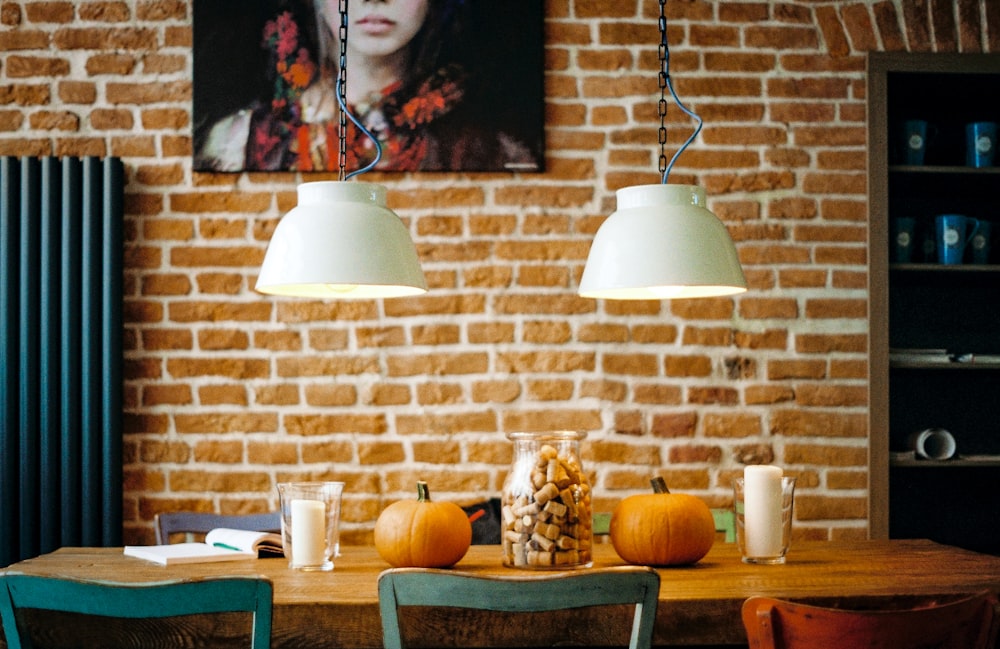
[0,110,24,131]
[366,384,412,406]
[523,320,572,344]
[137,0,187,21]
[634,384,682,406]
[744,25,820,49]
[5,54,70,77]
[25,2,75,23]
[79,2,131,22]
[85,53,137,75]
[111,135,155,156]
[53,27,157,50]
[770,410,867,438]
[90,108,133,129]
[305,385,358,407]
[198,385,248,406]
[651,412,697,438]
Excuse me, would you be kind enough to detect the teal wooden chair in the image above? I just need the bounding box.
[378,566,660,649]
[712,508,737,543]
[155,511,281,544]
[0,574,273,649]
[593,510,735,543]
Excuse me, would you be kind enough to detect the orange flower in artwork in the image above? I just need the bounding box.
[395,75,463,128]
[286,61,313,89]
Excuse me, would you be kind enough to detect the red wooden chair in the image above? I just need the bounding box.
[742,591,1000,649]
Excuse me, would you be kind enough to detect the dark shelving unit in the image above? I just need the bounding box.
[868,52,1000,556]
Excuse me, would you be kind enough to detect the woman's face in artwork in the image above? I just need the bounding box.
[323,0,430,59]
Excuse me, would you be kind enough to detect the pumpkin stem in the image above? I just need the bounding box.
[651,476,671,494]
[416,480,430,502]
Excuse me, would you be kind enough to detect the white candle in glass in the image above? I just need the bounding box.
[290,498,326,566]
[743,465,783,558]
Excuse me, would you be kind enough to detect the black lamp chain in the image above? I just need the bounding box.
[337,0,349,181]
[657,0,669,177]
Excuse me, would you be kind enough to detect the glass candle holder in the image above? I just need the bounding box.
[276,481,344,571]
[734,473,796,565]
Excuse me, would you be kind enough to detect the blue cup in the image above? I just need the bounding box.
[966,122,997,167]
[900,120,929,165]
[970,220,992,265]
[935,214,980,265]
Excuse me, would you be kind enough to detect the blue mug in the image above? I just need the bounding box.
[966,122,997,167]
[935,214,980,265]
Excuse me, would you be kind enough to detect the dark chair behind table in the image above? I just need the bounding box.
[742,591,1000,649]
[0,574,273,649]
[461,498,502,545]
[154,511,282,545]
[378,565,660,649]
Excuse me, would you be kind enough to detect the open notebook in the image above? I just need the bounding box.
[124,528,283,565]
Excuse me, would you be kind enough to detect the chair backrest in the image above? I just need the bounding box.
[155,511,281,544]
[0,574,272,649]
[378,566,660,649]
[742,591,1000,649]
[711,508,736,543]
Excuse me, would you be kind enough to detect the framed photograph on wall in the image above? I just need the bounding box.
[193,0,544,174]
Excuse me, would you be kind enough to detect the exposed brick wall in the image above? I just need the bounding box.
[2,0,996,546]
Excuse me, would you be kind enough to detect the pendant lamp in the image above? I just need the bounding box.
[255,181,427,299]
[579,184,745,300]
[255,0,427,300]
[578,1,746,300]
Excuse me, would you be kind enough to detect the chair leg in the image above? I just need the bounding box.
[752,605,778,649]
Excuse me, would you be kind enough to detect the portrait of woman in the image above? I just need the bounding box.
[193,0,544,173]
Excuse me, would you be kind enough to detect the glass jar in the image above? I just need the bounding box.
[501,431,592,569]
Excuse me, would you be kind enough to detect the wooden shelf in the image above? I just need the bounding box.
[890,164,1000,175]
[890,456,1000,468]
[890,361,1000,370]
[890,263,1000,273]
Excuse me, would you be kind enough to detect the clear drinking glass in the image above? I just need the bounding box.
[276,481,344,571]
[733,476,796,565]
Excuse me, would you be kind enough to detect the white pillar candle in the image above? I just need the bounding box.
[743,465,783,558]
[290,498,326,566]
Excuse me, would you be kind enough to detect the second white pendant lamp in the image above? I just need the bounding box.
[579,0,746,300]
[579,184,746,300]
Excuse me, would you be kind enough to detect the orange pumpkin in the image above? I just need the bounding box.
[374,481,472,568]
[609,477,715,566]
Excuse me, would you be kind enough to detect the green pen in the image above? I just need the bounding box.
[213,542,242,552]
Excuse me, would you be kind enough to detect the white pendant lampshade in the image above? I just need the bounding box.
[256,181,427,299]
[579,184,746,300]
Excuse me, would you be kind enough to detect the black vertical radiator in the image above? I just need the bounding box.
[1,156,124,567]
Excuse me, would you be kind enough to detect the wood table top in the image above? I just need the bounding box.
[4,539,1000,647]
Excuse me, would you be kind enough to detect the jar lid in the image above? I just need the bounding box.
[506,431,586,441]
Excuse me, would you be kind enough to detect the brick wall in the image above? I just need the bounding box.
[2,0,996,546]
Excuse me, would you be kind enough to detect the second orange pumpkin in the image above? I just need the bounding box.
[609,477,715,566]
[374,481,472,568]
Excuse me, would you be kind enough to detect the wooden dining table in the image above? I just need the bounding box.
[3,539,1000,648]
